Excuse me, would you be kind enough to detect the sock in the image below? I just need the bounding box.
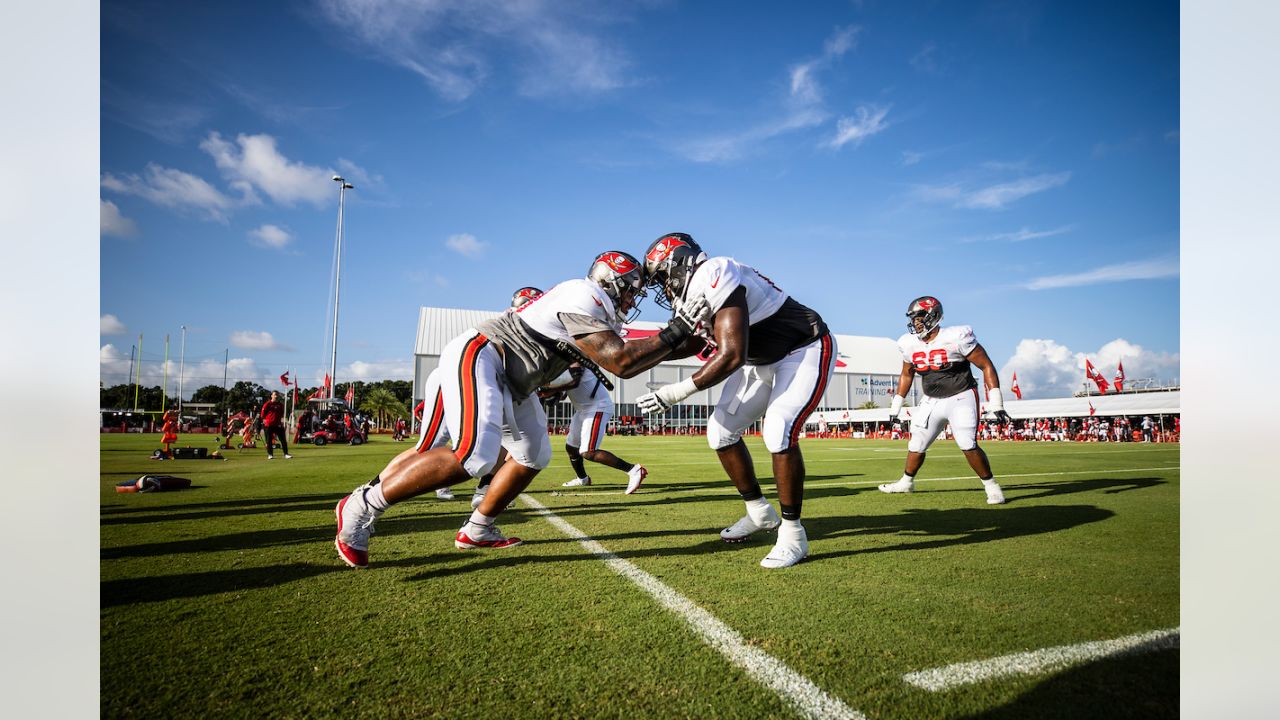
[779,518,804,536]
[568,448,587,478]
[980,476,998,486]
[779,503,802,521]
[620,461,636,472]
[477,474,493,489]
[739,485,765,503]
[467,510,495,527]
[900,473,915,484]
[363,483,390,512]
[369,474,382,487]
[745,497,774,525]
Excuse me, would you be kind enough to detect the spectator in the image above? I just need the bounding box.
[261,392,291,459]
[1141,416,1154,442]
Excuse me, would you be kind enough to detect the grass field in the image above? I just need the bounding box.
[101,432,1178,719]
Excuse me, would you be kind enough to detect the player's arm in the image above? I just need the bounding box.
[965,343,1011,421]
[636,288,747,414]
[572,296,710,378]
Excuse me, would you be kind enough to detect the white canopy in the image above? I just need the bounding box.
[808,389,1180,425]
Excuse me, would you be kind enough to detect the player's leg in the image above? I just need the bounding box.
[335,333,505,567]
[459,391,552,548]
[578,410,647,493]
[953,387,1004,504]
[471,445,508,509]
[880,397,944,494]
[757,333,836,568]
[562,409,591,486]
[708,366,778,544]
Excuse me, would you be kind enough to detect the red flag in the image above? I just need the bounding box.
[280,371,290,387]
[345,384,355,406]
[1113,360,1126,393]
[324,374,332,398]
[1085,358,1110,394]
[1010,372,1022,400]
[308,389,324,401]
[1088,401,1096,416]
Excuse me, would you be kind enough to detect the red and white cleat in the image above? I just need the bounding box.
[454,522,523,550]
[625,464,647,495]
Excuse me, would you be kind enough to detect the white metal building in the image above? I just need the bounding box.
[411,306,912,428]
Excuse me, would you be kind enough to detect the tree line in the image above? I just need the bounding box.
[100,379,414,425]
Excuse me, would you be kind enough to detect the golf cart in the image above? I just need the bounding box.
[296,398,365,446]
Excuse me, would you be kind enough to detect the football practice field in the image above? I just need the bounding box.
[100,433,1178,719]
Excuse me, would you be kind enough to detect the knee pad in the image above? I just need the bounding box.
[509,434,552,470]
[761,416,790,454]
[706,422,741,450]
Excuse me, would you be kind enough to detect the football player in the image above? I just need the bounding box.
[334,252,708,568]
[638,233,836,569]
[543,360,648,493]
[878,296,1010,504]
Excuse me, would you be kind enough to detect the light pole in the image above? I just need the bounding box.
[178,325,186,417]
[330,175,354,401]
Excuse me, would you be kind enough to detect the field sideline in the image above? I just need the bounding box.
[101,433,1178,719]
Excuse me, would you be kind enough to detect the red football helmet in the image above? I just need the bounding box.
[510,287,543,310]
[643,232,705,310]
[587,251,647,322]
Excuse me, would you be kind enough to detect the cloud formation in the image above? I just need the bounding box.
[101,344,267,392]
[249,224,293,250]
[916,171,1071,210]
[230,330,293,351]
[1000,337,1179,399]
[829,104,890,149]
[315,0,635,101]
[101,314,127,335]
[1024,256,1179,290]
[445,233,487,258]
[100,199,138,237]
[101,164,239,222]
[200,132,335,206]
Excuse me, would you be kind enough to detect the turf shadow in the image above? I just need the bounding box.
[916,477,1166,505]
[101,493,340,515]
[101,562,342,608]
[803,504,1114,562]
[957,647,1178,720]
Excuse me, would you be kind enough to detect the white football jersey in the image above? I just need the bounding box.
[516,278,620,341]
[683,256,787,323]
[896,325,980,399]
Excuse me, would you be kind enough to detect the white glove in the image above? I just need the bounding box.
[986,387,1011,423]
[637,378,699,414]
[887,394,904,421]
[672,295,713,337]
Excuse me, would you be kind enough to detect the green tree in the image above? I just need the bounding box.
[856,401,880,410]
[360,387,408,429]
[226,381,268,415]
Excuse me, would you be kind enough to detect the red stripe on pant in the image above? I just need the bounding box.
[788,334,834,448]
[587,412,603,452]
[415,389,445,453]
[452,335,489,467]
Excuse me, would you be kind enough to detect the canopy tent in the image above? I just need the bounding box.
[807,389,1180,425]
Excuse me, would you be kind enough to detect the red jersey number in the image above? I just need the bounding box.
[911,349,950,371]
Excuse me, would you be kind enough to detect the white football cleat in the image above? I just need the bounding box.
[454,522,523,549]
[334,487,382,569]
[878,478,914,494]
[562,477,591,487]
[625,465,647,494]
[471,486,488,510]
[720,505,781,543]
[435,487,455,500]
[760,524,809,569]
[984,481,1006,505]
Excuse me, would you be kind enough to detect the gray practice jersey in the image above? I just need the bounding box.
[475,278,618,398]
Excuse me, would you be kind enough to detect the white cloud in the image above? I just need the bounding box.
[910,43,939,74]
[315,0,634,101]
[249,224,293,250]
[100,199,137,237]
[958,172,1071,209]
[100,344,267,394]
[789,63,822,104]
[1023,256,1179,290]
[230,330,293,351]
[828,104,890,149]
[340,359,414,382]
[901,150,924,166]
[1000,338,1179,399]
[823,25,860,57]
[677,109,828,163]
[336,158,382,189]
[445,233,487,258]
[101,164,238,222]
[200,132,333,206]
[101,314,127,335]
[962,225,1075,244]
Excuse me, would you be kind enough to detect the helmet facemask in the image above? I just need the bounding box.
[906,296,943,338]
[588,251,647,324]
[643,232,704,311]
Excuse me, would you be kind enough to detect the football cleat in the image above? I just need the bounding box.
[878,478,915,494]
[984,481,1006,505]
[720,506,781,543]
[470,486,488,510]
[760,524,809,569]
[334,488,382,569]
[625,465,647,495]
[455,522,523,550]
[435,487,455,500]
[562,477,592,487]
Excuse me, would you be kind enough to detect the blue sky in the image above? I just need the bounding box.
[100,0,1179,399]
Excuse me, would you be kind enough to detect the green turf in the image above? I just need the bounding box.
[101,433,1178,719]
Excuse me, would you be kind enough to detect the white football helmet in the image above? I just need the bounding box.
[587,251,647,323]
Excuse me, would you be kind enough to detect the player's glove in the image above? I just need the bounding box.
[637,378,699,415]
[986,387,1012,424]
[657,295,711,351]
[887,394,904,424]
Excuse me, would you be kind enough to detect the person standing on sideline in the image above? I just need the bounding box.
[261,391,291,459]
[878,296,1009,504]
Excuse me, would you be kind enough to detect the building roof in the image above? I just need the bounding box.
[414,307,904,375]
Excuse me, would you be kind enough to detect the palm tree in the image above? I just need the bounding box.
[360,387,408,431]
[856,401,880,410]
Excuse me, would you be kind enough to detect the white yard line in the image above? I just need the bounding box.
[520,493,865,720]
[551,466,1180,496]
[902,627,1179,691]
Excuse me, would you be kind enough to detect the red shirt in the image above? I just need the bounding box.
[261,400,285,426]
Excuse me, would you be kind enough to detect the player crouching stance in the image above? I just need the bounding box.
[638,233,836,569]
[878,296,1010,504]
[335,251,706,568]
